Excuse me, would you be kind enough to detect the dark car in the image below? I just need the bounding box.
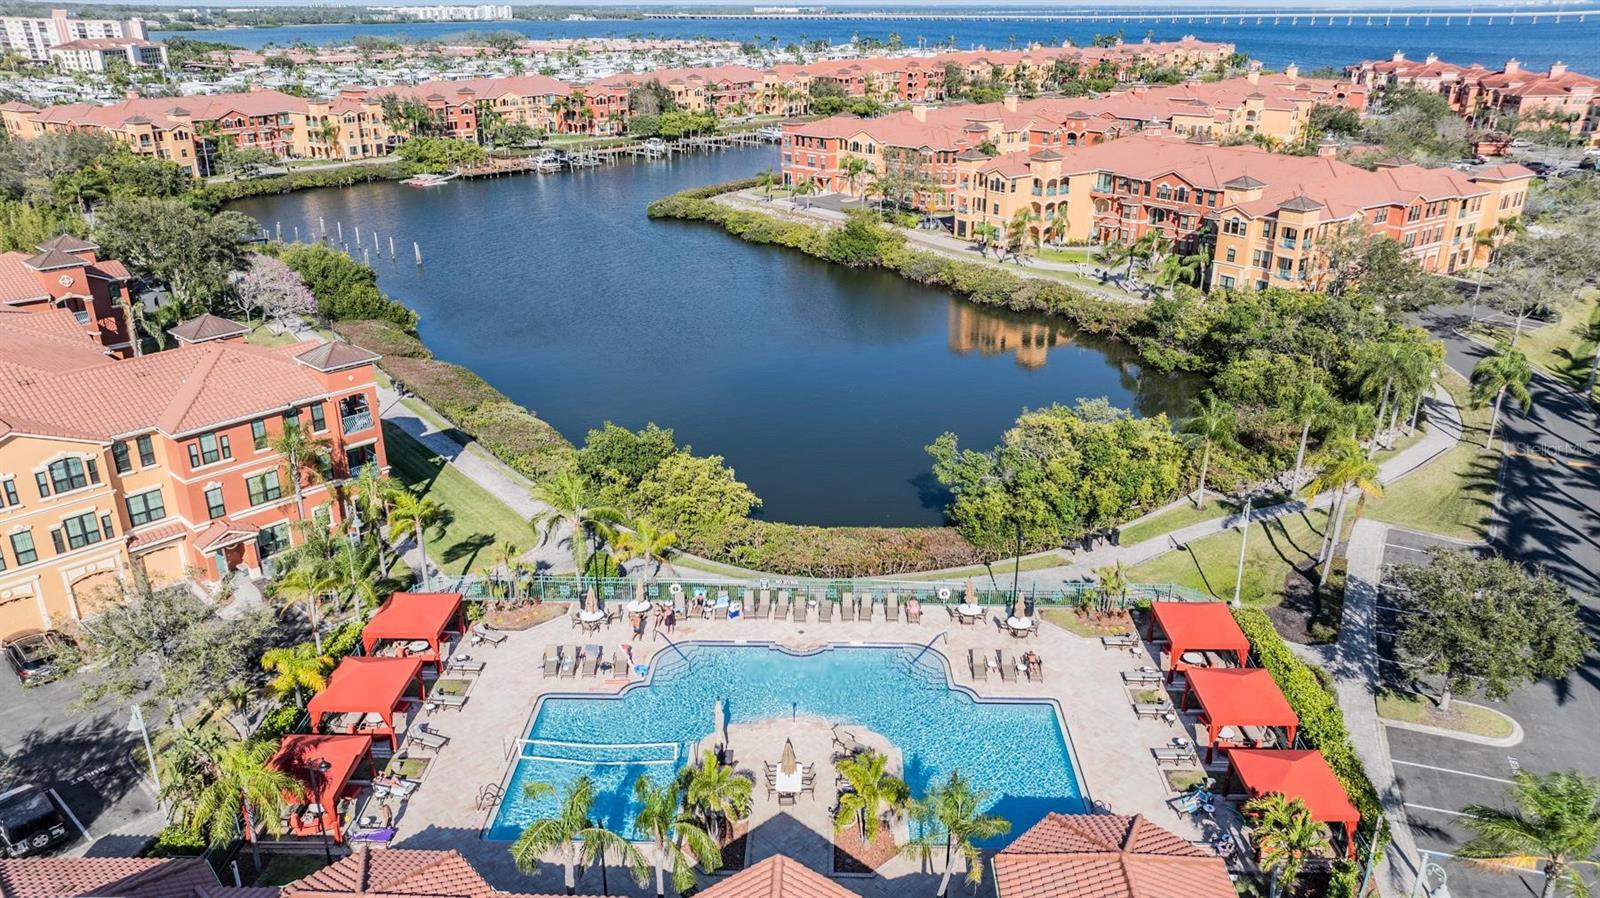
[2,631,66,686]
[0,785,71,857]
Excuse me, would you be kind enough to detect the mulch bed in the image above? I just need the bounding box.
[484,602,569,630]
[1263,562,1340,645]
[717,819,750,871]
[832,821,898,874]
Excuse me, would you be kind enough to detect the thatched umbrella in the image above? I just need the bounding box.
[635,579,646,603]
[1014,592,1028,620]
[964,578,976,604]
[585,588,598,614]
[780,738,798,775]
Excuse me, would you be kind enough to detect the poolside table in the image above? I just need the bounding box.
[1005,616,1033,636]
[774,768,803,795]
[956,603,984,622]
[626,599,652,614]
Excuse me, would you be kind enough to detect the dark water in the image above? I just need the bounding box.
[231,147,1193,525]
[157,14,1600,70]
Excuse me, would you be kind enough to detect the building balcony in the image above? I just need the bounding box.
[341,411,373,434]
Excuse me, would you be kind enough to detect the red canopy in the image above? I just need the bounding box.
[361,592,466,673]
[1144,602,1251,679]
[269,734,375,844]
[307,657,426,749]
[1227,749,1360,857]
[1183,668,1299,761]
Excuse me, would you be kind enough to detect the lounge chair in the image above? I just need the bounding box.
[840,596,855,622]
[609,650,627,677]
[774,596,790,620]
[745,589,759,617]
[1152,746,1196,766]
[998,651,1018,682]
[759,589,773,617]
[541,646,560,677]
[968,649,988,681]
[410,725,449,750]
[1101,634,1139,649]
[446,656,485,674]
[885,594,899,622]
[431,693,467,710]
[817,601,834,623]
[713,604,729,620]
[471,623,508,647]
[558,646,578,678]
[1123,669,1162,685]
[1133,703,1172,720]
[373,774,419,797]
[905,599,922,623]
[581,644,602,677]
[794,602,809,623]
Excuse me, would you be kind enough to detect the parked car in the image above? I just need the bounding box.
[2,631,66,686]
[0,785,70,857]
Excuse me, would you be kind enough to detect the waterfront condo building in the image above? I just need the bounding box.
[950,131,1531,288]
[47,37,168,72]
[0,8,149,64]
[0,307,386,644]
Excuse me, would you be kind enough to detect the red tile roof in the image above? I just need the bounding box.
[993,813,1235,898]
[697,856,861,898]
[0,856,250,898]
[281,848,562,898]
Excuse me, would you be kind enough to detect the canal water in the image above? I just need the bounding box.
[230,146,1195,526]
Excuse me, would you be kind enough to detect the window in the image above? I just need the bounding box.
[125,489,166,526]
[282,407,301,428]
[188,432,231,467]
[204,485,226,520]
[47,458,91,494]
[1219,275,1236,289]
[1222,217,1246,236]
[339,395,373,434]
[256,522,291,559]
[34,472,48,499]
[61,511,102,550]
[346,443,377,474]
[1,479,15,507]
[112,442,131,474]
[136,435,155,467]
[309,404,326,432]
[246,470,283,506]
[251,419,268,451]
[10,530,36,566]
[1225,248,1237,262]
[101,514,114,540]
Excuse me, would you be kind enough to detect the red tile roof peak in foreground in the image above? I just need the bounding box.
[994,813,1235,898]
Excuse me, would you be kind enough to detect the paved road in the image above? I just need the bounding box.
[1381,309,1600,898]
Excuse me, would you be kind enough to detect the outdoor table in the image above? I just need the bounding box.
[956,603,984,619]
[578,610,606,623]
[1180,650,1208,665]
[406,640,430,653]
[626,600,652,614]
[774,768,803,795]
[1006,616,1033,635]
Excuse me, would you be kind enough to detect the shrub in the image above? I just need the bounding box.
[272,243,419,331]
[193,162,410,205]
[694,518,988,578]
[1234,607,1388,871]
[323,620,363,659]
[147,825,207,857]
[254,704,303,741]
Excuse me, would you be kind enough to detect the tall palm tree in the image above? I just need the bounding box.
[971,221,999,257]
[1458,770,1600,898]
[1471,345,1534,450]
[388,489,446,588]
[579,812,648,897]
[633,774,721,898]
[529,470,621,581]
[1305,438,1382,579]
[1093,560,1129,613]
[611,516,678,580]
[327,535,382,623]
[181,736,296,864]
[790,177,814,208]
[271,556,337,653]
[678,749,752,844]
[900,771,1010,898]
[270,423,332,523]
[1284,380,1333,492]
[349,464,400,567]
[842,154,869,199]
[1179,392,1236,507]
[1003,208,1037,264]
[260,642,331,708]
[833,750,909,844]
[1245,793,1330,898]
[511,777,599,895]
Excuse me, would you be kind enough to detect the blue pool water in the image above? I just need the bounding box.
[486,643,1085,843]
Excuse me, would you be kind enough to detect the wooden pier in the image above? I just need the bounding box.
[452,130,778,180]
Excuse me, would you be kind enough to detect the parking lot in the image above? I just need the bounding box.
[1375,527,1599,898]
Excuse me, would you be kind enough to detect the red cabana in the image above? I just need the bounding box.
[307,657,427,749]
[1224,749,1360,857]
[360,592,467,673]
[269,734,377,845]
[1143,601,1251,680]
[1182,668,1300,762]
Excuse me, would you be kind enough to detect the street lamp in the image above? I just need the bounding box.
[309,758,334,864]
[127,705,165,823]
[1230,494,1253,608]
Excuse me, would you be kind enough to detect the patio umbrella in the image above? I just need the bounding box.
[964,578,976,603]
[780,738,797,775]
[585,588,597,614]
[713,698,726,745]
[1014,593,1027,620]
[635,579,646,603]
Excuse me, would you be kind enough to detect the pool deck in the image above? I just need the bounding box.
[385,606,1221,895]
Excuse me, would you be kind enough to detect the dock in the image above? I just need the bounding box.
[452,129,778,180]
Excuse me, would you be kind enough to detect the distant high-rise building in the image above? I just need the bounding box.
[380,5,513,22]
[0,8,148,63]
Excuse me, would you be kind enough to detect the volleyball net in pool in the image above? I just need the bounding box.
[514,738,681,767]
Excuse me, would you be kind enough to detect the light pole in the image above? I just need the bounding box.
[1230,495,1253,608]
[310,758,334,864]
[128,705,165,822]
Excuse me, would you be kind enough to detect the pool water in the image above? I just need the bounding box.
[486,643,1086,843]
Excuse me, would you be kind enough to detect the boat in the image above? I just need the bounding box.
[568,151,601,168]
[403,172,457,187]
[530,151,562,173]
[756,126,783,141]
[642,138,667,158]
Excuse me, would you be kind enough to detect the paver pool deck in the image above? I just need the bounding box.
[385,607,1226,895]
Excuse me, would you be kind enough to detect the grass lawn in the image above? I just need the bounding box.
[1118,498,1233,546]
[1123,507,1331,608]
[902,553,1066,582]
[1376,691,1514,739]
[432,678,471,697]
[385,756,430,779]
[382,421,531,577]
[243,325,304,348]
[401,397,457,435]
[1037,247,1095,264]
[1473,289,1598,396]
[1365,370,1497,541]
[1038,607,1134,638]
[255,856,330,887]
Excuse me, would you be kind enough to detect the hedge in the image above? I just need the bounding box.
[1233,607,1388,888]
[695,518,990,578]
[195,161,410,205]
[647,180,1145,340]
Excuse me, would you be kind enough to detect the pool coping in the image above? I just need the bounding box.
[478,638,1096,845]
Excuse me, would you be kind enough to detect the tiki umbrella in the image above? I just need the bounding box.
[635,579,646,603]
[780,738,798,775]
[585,588,597,614]
[1014,593,1027,620]
[964,578,976,604]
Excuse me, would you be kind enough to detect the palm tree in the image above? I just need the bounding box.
[260,642,331,708]
[1471,345,1534,449]
[1245,793,1330,898]
[388,489,446,588]
[580,813,648,897]
[842,154,869,199]
[1284,380,1333,492]
[350,466,401,572]
[834,750,909,844]
[1044,205,1070,247]
[327,535,382,623]
[633,774,721,898]
[1305,438,1382,580]
[1458,770,1600,898]
[512,777,619,895]
[900,771,1010,898]
[971,221,999,257]
[611,516,678,580]
[1179,392,1236,507]
[529,470,621,581]
[1003,208,1038,264]
[181,736,296,865]
[270,423,332,523]
[1093,560,1129,613]
[790,177,814,208]
[756,168,777,202]
[271,556,337,653]
[678,749,752,844]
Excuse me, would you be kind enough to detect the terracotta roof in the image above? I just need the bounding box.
[37,235,98,253]
[0,856,248,898]
[993,813,1234,898]
[282,848,563,898]
[169,313,249,344]
[194,519,260,552]
[22,247,85,271]
[0,252,53,304]
[296,341,381,373]
[697,856,861,898]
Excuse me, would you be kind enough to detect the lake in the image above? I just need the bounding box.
[231,147,1193,526]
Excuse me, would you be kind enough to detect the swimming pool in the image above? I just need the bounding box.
[486,642,1087,842]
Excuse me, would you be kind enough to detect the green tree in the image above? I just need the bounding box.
[274,242,419,330]
[833,749,909,844]
[677,749,751,843]
[900,771,1010,898]
[1245,793,1330,898]
[395,136,487,173]
[610,516,678,580]
[841,154,869,198]
[260,642,331,707]
[1304,437,1382,579]
[388,488,447,587]
[1471,345,1534,449]
[270,422,331,523]
[1392,549,1588,712]
[510,776,619,895]
[171,734,296,855]
[272,554,338,653]
[1458,771,1600,898]
[530,470,623,579]
[1283,379,1334,491]
[633,774,721,898]
[93,196,255,307]
[970,220,999,257]
[1003,208,1037,264]
[634,453,760,548]
[1178,392,1235,506]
